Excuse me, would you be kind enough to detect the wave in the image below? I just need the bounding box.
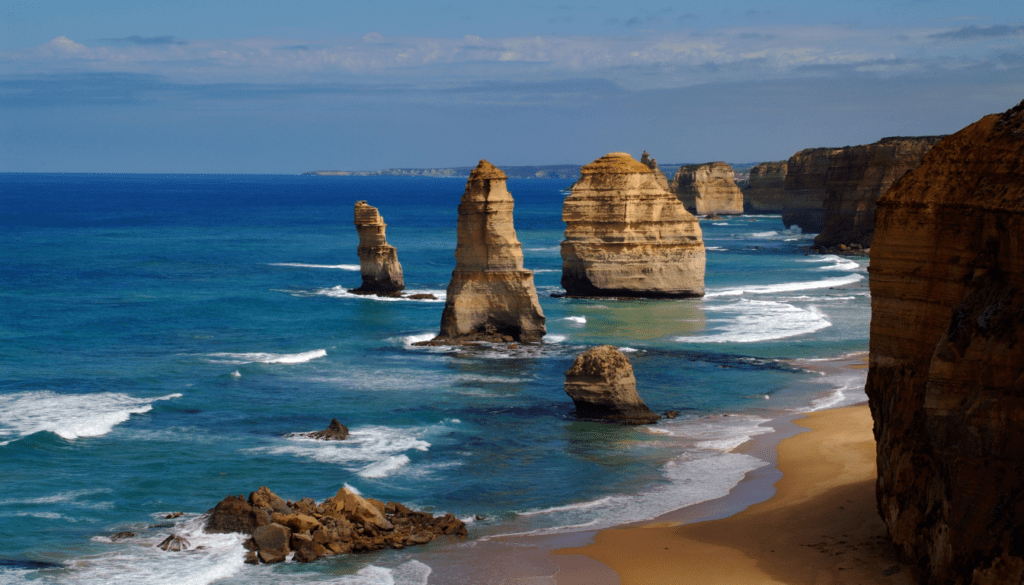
[269,263,360,270]
[799,254,864,272]
[673,299,831,343]
[0,392,181,443]
[402,332,437,346]
[704,273,864,297]
[295,286,447,303]
[205,349,327,365]
[705,246,728,251]
[750,230,777,237]
[562,316,586,324]
[712,222,729,226]
[532,269,560,273]
[516,496,615,517]
[543,334,567,343]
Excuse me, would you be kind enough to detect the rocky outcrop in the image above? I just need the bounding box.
[433,160,546,343]
[866,99,1024,585]
[781,147,840,232]
[743,161,787,213]
[639,150,671,191]
[561,152,705,298]
[308,418,348,441]
[564,345,660,424]
[672,162,744,215]
[205,486,467,564]
[350,201,404,295]
[813,136,944,249]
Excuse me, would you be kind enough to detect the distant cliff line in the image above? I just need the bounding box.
[304,163,759,181]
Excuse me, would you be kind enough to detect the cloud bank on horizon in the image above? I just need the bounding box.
[1,1,1022,173]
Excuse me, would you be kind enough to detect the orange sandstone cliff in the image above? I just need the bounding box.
[672,161,744,215]
[744,161,788,213]
[867,99,1024,584]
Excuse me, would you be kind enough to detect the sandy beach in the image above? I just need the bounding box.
[553,403,917,584]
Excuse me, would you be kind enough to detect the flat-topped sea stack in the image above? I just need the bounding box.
[743,161,787,213]
[432,160,545,343]
[565,345,660,424]
[814,136,944,249]
[639,150,671,191]
[350,201,404,295]
[867,100,1024,584]
[561,152,705,298]
[671,162,744,215]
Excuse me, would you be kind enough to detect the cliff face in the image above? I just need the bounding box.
[867,100,1024,585]
[561,152,705,298]
[351,201,404,294]
[436,160,546,343]
[744,161,788,213]
[782,147,839,232]
[672,162,744,215]
[814,136,943,248]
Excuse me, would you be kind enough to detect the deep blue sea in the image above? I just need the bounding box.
[0,173,870,584]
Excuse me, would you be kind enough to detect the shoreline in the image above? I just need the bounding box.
[550,402,916,584]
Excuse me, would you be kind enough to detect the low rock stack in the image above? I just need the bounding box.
[564,345,660,424]
[672,162,744,215]
[205,486,467,564]
[561,152,705,298]
[433,160,546,343]
[350,201,404,296]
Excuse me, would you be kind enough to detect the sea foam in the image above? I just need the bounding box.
[206,349,327,365]
[704,273,864,297]
[269,263,360,270]
[674,299,831,343]
[0,392,181,443]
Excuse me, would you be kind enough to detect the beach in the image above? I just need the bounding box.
[553,403,916,584]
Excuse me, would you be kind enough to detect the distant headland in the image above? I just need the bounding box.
[302,163,759,180]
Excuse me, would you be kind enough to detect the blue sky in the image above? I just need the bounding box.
[1,0,1022,172]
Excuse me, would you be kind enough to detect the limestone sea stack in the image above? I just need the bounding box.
[867,99,1024,584]
[564,345,660,424]
[743,161,787,213]
[350,201,404,295]
[813,136,943,249]
[561,152,705,298]
[671,162,744,215]
[434,160,546,343]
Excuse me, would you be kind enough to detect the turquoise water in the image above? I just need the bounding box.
[0,174,869,584]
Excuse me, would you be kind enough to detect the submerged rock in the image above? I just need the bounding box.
[205,485,467,564]
[561,152,705,298]
[672,162,744,216]
[564,345,660,424]
[350,201,404,295]
[432,160,546,344]
[867,99,1024,584]
[308,418,349,441]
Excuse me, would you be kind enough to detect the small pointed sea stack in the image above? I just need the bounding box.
[672,162,744,215]
[564,345,660,424]
[561,152,705,298]
[639,150,671,191]
[350,201,404,295]
[434,160,546,343]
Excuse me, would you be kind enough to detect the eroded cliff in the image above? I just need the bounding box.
[867,99,1024,585]
[672,161,744,215]
[434,160,546,343]
[744,161,788,214]
[781,147,839,232]
[814,136,943,249]
[561,152,705,298]
[350,201,404,295]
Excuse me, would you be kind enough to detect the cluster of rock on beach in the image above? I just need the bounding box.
[204,486,467,564]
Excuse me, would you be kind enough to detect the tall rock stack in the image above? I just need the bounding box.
[867,100,1024,585]
[813,136,944,249]
[671,162,744,215]
[561,152,705,298]
[639,150,671,191]
[743,161,787,213]
[350,201,404,295]
[781,147,839,232]
[434,160,546,343]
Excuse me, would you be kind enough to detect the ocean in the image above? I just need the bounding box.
[0,173,870,584]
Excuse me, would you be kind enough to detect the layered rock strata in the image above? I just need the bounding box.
[350,201,404,295]
[561,152,706,298]
[205,486,467,564]
[866,99,1024,585]
[814,136,943,249]
[781,147,840,232]
[639,150,671,191]
[433,160,546,343]
[743,161,788,213]
[672,162,744,215]
[564,345,660,424]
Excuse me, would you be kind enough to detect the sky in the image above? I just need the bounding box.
[1,0,1023,173]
